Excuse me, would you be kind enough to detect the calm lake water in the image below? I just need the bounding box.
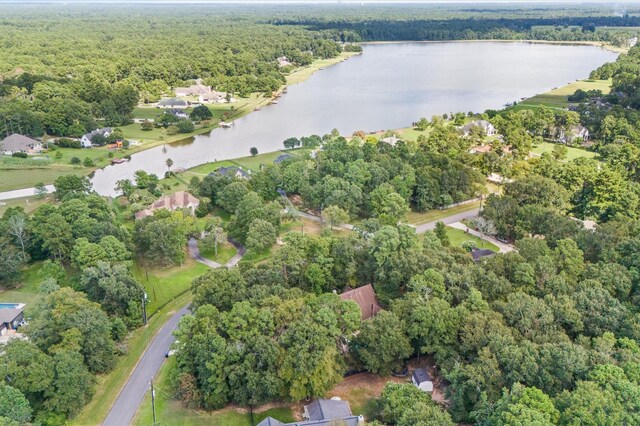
[92,41,617,196]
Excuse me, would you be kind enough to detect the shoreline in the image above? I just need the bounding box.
[360,39,627,54]
[0,51,358,196]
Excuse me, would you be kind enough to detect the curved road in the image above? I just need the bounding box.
[102,240,245,426]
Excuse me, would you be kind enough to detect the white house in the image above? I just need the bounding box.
[380,135,400,146]
[166,109,189,119]
[80,128,112,148]
[412,368,433,392]
[277,56,292,67]
[462,120,497,137]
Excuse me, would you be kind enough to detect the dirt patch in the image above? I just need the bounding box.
[327,373,406,417]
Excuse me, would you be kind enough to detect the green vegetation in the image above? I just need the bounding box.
[445,226,500,252]
[134,357,295,426]
[199,241,237,265]
[512,79,612,111]
[531,141,596,160]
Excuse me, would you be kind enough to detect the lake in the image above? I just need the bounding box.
[91,41,618,196]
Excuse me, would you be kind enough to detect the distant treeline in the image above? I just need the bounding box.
[272,16,640,44]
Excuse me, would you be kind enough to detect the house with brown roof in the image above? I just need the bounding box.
[135,191,200,220]
[339,284,382,320]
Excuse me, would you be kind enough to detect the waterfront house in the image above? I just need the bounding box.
[277,56,292,67]
[166,109,189,119]
[339,284,383,320]
[212,166,250,180]
[0,134,42,155]
[135,191,200,220]
[461,120,497,137]
[380,135,400,146]
[412,368,434,392]
[80,128,112,148]
[273,153,293,164]
[157,98,189,109]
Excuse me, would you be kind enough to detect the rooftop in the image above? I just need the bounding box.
[0,134,41,152]
[471,247,496,262]
[339,284,382,320]
[305,399,353,421]
[412,368,432,385]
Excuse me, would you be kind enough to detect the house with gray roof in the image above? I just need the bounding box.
[80,128,113,148]
[0,134,42,155]
[274,153,293,164]
[257,399,363,426]
[0,303,25,336]
[461,120,497,137]
[157,98,189,109]
[211,166,250,180]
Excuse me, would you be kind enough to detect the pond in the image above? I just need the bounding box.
[91,41,618,196]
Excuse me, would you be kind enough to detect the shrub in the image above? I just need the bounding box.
[70,157,81,165]
[176,120,195,133]
[11,152,28,158]
[55,138,81,149]
[83,157,95,167]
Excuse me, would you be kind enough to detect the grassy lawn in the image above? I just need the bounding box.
[233,150,294,172]
[407,201,482,226]
[0,262,48,318]
[285,51,358,86]
[513,79,612,111]
[71,291,192,426]
[0,195,52,216]
[446,226,500,252]
[199,241,237,265]
[531,141,596,161]
[133,357,295,426]
[133,259,209,316]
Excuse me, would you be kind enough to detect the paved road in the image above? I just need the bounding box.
[0,185,53,201]
[413,208,480,234]
[102,305,190,426]
[102,237,246,425]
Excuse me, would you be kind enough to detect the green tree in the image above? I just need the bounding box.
[0,384,32,424]
[434,222,450,247]
[53,175,92,200]
[483,383,560,426]
[246,219,277,252]
[377,383,454,426]
[34,182,48,199]
[190,104,212,121]
[250,146,258,156]
[46,350,95,418]
[322,205,349,230]
[353,311,412,375]
[201,216,226,257]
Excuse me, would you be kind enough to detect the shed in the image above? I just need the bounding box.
[412,368,433,392]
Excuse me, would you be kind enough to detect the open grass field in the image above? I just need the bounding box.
[133,259,209,316]
[511,79,612,111]
[531,141,597,161]
[133,357,295,426]
[71,291,193,426]
[0,195,52,216]
[446,226,500,252]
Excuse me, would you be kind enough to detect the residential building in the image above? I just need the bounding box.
[468,144,493,154]
[174,79,233,103]
[257,398,363,426]
[135,191,200,220]
[471,247,496,262]
[0,303,25,336]
[166,109,189,119]
[412,368,434,392]
[339,284,383,320]
[461,120,497,137]
[157,98,189,109]
[211,166,250,180]
[277,56,292,67]
[0,134,42,155]
[380,135,400,146]
[80,128,113,148]
[273,153,293,164]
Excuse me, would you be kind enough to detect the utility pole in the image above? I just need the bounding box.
[151,379,157,425]
[142,293,148,326]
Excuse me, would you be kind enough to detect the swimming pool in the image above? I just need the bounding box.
[0,303,22,309]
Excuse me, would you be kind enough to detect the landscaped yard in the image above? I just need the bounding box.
[0,262,47,318]
[531,141,597,161]
[199,241,237,265]
[445,226,500,252]
[133,259,209,316]
[511,79,611,111]
[0,195,52,216]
